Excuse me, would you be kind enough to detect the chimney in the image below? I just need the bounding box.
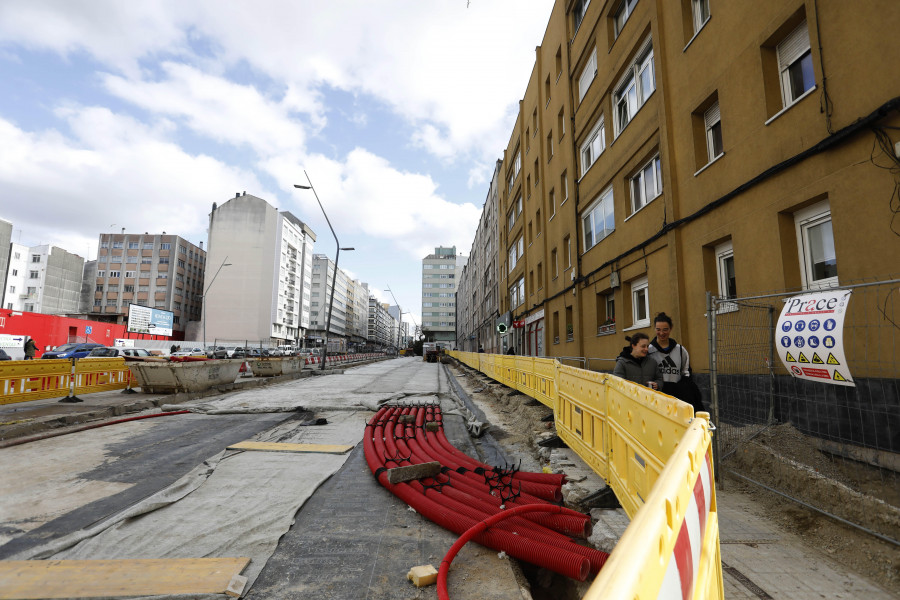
[199,241,204,249]
[236,193,240,198]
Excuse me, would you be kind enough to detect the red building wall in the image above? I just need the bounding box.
[0,310,171,357]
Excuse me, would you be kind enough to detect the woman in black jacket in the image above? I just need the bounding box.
[613,332,663,390]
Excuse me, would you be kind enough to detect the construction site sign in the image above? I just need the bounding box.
[776,290,854,386]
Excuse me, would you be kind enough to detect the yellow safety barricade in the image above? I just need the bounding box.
[449,351,724,600]
[0,358,133,405]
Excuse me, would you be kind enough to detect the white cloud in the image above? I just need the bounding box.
[0,108,267,257]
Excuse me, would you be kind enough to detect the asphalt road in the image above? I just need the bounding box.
[0,358,526,599]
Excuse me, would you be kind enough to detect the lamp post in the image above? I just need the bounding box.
[385,286,403,353]
[294,173,354,371]
[202,256,231,352]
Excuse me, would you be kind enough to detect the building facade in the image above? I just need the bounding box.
[90,233,204,336]
[421,246,466,347]
[456,160,503,353]
[205,193,316,346]
[367,298,396,349]
[308,253,355,351]
[475,0,900,369]
[347,279,371,350]
[4,243,85,315]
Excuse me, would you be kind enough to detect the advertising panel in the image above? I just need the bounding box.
[776,290,854,386]
[127,304,174,337]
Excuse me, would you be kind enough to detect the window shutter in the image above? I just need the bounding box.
[777,21,810,69]
[704,102,720,129]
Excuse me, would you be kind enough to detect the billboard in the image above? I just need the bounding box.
[127,304,174,337]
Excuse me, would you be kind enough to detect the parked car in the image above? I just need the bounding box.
[0,349,11,361]
[206,346,228,359]
[171,347,205,357]
[41,342,105,359]
[224,346,241,358]
[86,347,154,358]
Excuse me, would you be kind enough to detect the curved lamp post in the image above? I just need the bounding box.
[294,173,354,370]
[202,256,232,352]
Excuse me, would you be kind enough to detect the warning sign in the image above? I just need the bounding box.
[776,290,854,387]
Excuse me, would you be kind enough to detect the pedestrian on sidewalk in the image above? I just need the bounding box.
[613,332,663,390]
[24,337,37,360]
[648,312,703,412]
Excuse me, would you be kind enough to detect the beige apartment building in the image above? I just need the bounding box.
[91,232,205,336]
[484,0,900,371]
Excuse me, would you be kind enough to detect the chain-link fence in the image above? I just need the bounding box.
[706,277,900,540]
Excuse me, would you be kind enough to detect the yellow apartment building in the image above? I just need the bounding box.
[485,0,900,373]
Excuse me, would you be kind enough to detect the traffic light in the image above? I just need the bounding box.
[496,322,508,334]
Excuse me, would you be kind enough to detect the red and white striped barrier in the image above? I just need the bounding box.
[659,452,713,600]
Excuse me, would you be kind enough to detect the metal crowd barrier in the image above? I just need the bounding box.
[0,358,133,405]
[450,350,724,600]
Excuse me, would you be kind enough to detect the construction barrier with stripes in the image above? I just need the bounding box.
[0,353,388,405]
[0,358,134,405]
[449,351,724,600]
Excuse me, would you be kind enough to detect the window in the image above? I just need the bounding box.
[565,236,572,268]
[7,285,14,293]
[128,242,139,249]
[24,303,34,312]
[778,21,814,108]
[631,276,650,327]
[126,255,138,263]
[578,50,597,101]
[549,189,557,219]
[614,38,655,136]
[691,0,710,35]
[29,270,39,279]
[795,201,838,289]
[537,263,543,289]
[715,240,738,311]
[160,243,171,250]
[545,75,551,107]
[552,249,558,278]
[705,101,724,163]
[31,254,40,263]
[510,277,526,308]
[583,187,615,251]
[125,271,135,278]
[97,271,105,278]
[547,132,553,159]
[580,116,606,174]
[556,46,563,80]
[534,158,540,183]
[630,154,662,213]
[100,242,109,249]
[561,171,569,204]
[159,257,169,264]
[112,241,124,249]
[124,285,135,293]
[614,0,639,37]
[143,242,154,249]
[508,236,525,273]
[10,269,16,276]
[141,258,152,264]
[558,108,565,140]
[573,0,590,32]
[109,270,121,278]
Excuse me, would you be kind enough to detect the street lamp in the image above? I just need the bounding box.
[295,173,354,371]
[202,256,232,352]
[385,286,403,353]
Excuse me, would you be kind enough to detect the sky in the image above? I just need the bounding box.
[0,0,552,330]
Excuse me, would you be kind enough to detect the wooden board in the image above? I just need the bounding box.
[0,557,250,599]
[227,441,354,454]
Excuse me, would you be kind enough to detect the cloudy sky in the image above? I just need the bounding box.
[0,0,551,328]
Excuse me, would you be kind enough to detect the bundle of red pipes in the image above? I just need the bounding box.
[363,403,609,581]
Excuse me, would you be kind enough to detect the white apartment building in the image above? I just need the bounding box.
[347,279,370,349]
[368,298,397,349]
[421,246,466,347]
[205,193,316,345]
[308,253,354,350]
[3,243,84,314]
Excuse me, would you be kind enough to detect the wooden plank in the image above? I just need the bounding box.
[227,441,354,454]
[0,557,250,599]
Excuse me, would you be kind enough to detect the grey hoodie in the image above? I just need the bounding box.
[613,346,664,390]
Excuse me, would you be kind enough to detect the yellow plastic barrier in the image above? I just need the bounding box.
[449,351,724,600]
[0,358,133,405]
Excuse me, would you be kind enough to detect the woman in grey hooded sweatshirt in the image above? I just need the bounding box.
[613,332,664,390]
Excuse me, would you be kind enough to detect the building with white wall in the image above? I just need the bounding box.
[308,253,355,351]
[205,193,316,345]
[421,246,466,347]
[3,243,84,315]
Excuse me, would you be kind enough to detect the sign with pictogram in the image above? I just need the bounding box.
[776,290,854,386]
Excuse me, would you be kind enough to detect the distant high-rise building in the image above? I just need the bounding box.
[308,254,358,351]
[4,243,84,315]
[205,192,316,346]
[421,246,465,347]
[0,219,12,297]
[90,232,205,335]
